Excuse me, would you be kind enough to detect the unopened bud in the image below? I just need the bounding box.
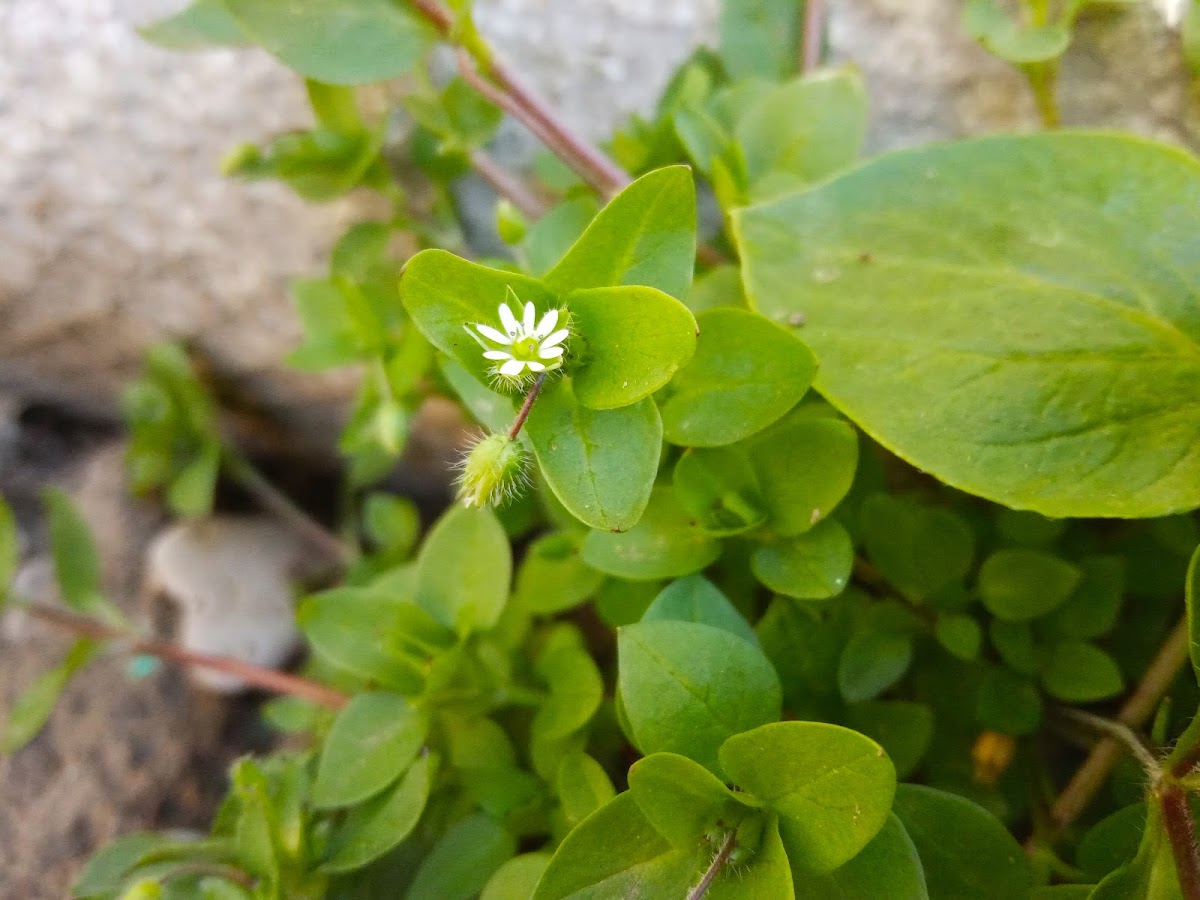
[456,433,528,508]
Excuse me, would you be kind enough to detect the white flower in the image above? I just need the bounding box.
[1154,0,1188,28]
[468,287,569,382]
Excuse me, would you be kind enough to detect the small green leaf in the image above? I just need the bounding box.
[990,620,1040,676]
[1077,803,1147,884]
[166,442,220,518]
[978,549,1080,622]
[582,487,721,580]
[311,692,427,809]
[672,447,767,536]
[521,197,600,276]
[1081,803,1179,900]
[71,832,179,898]
[800,813,930,899]
[0,497,17,600]
[1039,641,1124,702]
[525,381,661,532]
[321,752,436,873]
[1188,542,1200,686]
[977,667,1042,736]
[746,406,858,535]
[556,753,616,828]
[407,813,516,900]
[660,307,816,447]
[481,853,553,900]
[532,792,698,900]
[544,166,697,301]
[860,495,976,601]
[751,519,854,600]
[719,721,897,874]
[628,752,747,849]
[642,575,758,646]
[935,613,982,661]
[229,758,278,886]
[362,493,420,558]
[838,629,914,703]
[964,0,1071,63]
[736,70,868,202]
[534,627,604,741]
[718,0,804,79]
[892,784,1032,900]
[138,0,251,50]
[3,639,96,753]
[618,620,781,774]
[844,701,934,780]
[515,532,604,615]
[44,488,117,621]
[224,0,433,85]
[415,505,511,636]
[567,285,697,410]
[707,814,795,899]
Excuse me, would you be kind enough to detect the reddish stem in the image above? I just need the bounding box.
[508,372,548,440]
[1162,783,1200,900]
[470,149,547,219]
[801,0,827,72]
[22,603,349,709]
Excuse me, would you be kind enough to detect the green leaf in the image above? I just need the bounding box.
[522,197,600,276]
[718,0,805,79]
[287,278,366,369]
[407,814,516,900]
[1043,555,1125,640]
[838,629,914,703]
[138,0,251,50]
[659,307,816,447]
[525,381,661,532]
[746,406,859,535]
[964,0,1071,63]
[532,792,699,900]
[321,752,436,873]
[556,753,617,828]
[582,487,721,580]
[567,285,697,410]
[800,813,930,899]
[3,639,96,753]
[1188,542,1200,686]
[977,667,1042,736]
[44,488,118,622]
[628,752,747,849]
[672,447,767,536]
[0,497,17,600]
[860,495,976,602]
[534,627,604,741]
[1039,640,1124,702]
[402,250,560,386]
[224,0,433,85]
[935,613,983,661]
[482,853,553,900]
[990,620,1039,676]
[1077,803,1146,884]
[719,721,896,874]
[415,505,511,636]
[844,701,934,780]
[892,784,1032,900]
[1089,803,1181,900]
[642,575,758,647]
[735,133,1200,518]
[165,442,220,518]
[978,549,1080,622]
[736,70,868,202]
[618,620,781,774]
[515,532,604,615]
[751,519,854,600]
[707,814,795,899]
[362,493,420,558]
[229,758,278,886]
[544,166,697,301]
[311,692,427,809]
[71,832,180,898]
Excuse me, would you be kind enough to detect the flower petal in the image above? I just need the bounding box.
[499,359,525,376]
[536,308,559,337]
[483,350,513,360]
[526,360,546,372]
[538,346,564,359]
[476,324,510,344]
[499,303,519,337]
[541,328,570,349]
[523,302,536,332]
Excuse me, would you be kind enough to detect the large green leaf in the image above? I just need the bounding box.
[659,307,816,447]
[567,285,697,410]
[627,752,747,849]
[525,381,661,532]
[719,721,896,874]
[311,692,427,809]
[581,486,721,580]
[415,505,511,636]
[225,0,433,85]
[736,133,1200,518]
[642,575,758,646]
[532,792,700,900]
[892,784,1032,899]
[138,0,251,50]
[544,166,697,301]
[618,621,781,774]
[798,814,929,899]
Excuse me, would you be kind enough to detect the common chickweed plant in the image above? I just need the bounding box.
[6,1,1200,898]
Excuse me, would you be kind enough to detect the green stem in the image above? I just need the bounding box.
[687,830,737,900]
[1025,62,1061,128]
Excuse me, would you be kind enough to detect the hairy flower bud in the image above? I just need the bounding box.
[456,433,528,508]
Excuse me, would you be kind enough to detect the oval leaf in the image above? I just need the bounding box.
[736,133,1200,518]
[751,519,854,600]
[800,813,930,899]
[582,487,721,580]
[415,505,511,636]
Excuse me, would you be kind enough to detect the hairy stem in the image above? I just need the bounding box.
[801,0,827,72]
[508,372,548,440]
[687,831,737,900]
[1161,783,1200,900]
[1056,707,1160,777]
[1043,619,1189,837]
[221,447,352,567]
[471,148,547,219]
[21,602,349,709]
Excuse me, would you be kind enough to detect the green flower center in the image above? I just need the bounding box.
[511,337,541,361]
